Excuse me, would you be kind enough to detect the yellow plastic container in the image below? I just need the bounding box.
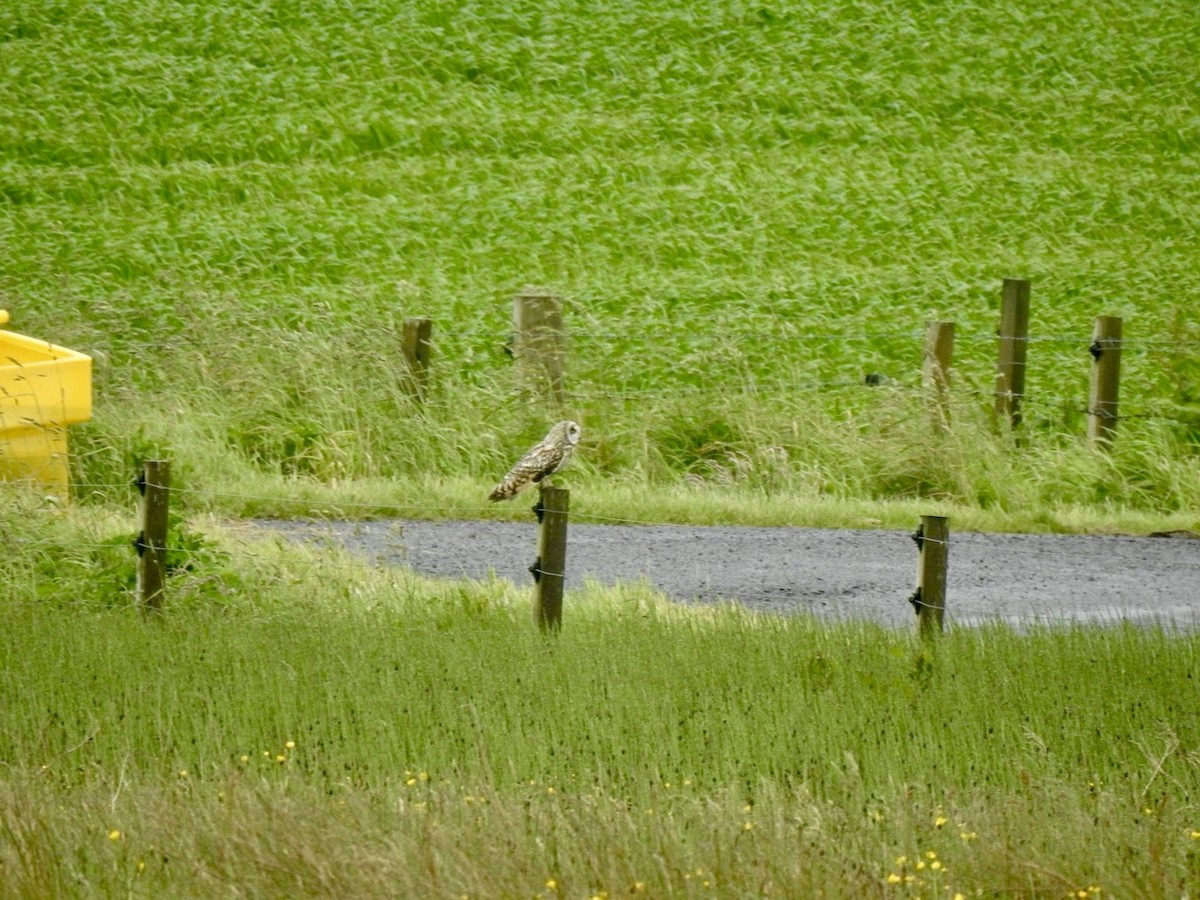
[0,310,92,498]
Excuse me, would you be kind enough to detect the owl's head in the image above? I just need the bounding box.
[558,420,582,445]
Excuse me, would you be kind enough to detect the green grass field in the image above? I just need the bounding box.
[2,0,1200,895]
[2,0,1199,526]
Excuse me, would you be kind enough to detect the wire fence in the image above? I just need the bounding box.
[399,300,1200,433]
[7,301,1200,437]
[4,467,1199,640]
[409,317,1200,346]
[3,287,1200,626]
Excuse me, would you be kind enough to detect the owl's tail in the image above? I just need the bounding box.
[487,479,519,501]
[488,469,539,501]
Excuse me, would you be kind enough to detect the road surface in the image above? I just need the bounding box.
[253,518,1200,629]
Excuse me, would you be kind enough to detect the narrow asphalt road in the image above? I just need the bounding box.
[253,518,1200,629]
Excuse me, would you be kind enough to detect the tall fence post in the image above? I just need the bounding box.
[136,459,171,613]
[923,320,955,432]
[995,278,1030,431]
[531,484,569,632]
[401,316,433,403]
[513,287,566,407]
[1088,315,1122,447]
[909,515,948,639]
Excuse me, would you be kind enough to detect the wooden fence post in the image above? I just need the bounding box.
[1088,315,1122,447]
[531,484,569,632]
[923,320,955,431]
[513,288,566,406]
[136,459,170,612]
[909,515,948,638]
[401,316,433,402]
[995,278,1030,431]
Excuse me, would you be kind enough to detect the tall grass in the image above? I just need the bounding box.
[1,0,1198,522]
[8,592,1197,799]
[1,500,1198,896]
[68,377,1200,534]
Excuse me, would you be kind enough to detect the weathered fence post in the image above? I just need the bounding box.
[1088,315,1122,447]
[995,278,1030,431]
[401,316,433,403]
[513,288,566,406]
[923,320,955,431]
[136,459,170,612]
[909,515,948,639]
[531,484,569,632]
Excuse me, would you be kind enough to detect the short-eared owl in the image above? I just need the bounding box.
[488,420,581,501]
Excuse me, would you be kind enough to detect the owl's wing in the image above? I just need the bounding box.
[488,442,563,501]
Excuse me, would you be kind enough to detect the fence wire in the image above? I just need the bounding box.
[6,480,1200,570]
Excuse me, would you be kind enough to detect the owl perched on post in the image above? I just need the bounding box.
[488,421,581,501]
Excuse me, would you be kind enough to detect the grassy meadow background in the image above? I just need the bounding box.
[1,0,1199,523]
[2,0,1200,896]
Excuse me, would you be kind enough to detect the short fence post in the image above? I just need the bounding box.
[401,317,433,403]
[531,484,569,632]
[909,515,948,639]
[1088,315,1122,447]
[923,320,955,431]
[136,459,171,613]
[513,287,566,406]
[995,278,1030,431]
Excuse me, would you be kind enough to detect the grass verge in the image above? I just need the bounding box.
[1,499,1198,896]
